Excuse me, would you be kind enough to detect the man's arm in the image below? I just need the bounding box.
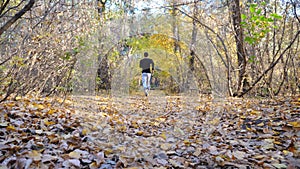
[151,60,155,73]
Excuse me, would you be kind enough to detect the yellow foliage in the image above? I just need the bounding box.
[6,125,16,131]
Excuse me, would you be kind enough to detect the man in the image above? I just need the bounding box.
[140,52,154,96]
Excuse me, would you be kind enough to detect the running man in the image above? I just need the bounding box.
[139,52,154,96]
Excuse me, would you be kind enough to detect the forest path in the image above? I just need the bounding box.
[68,93,300,168]
[1,93,299,168]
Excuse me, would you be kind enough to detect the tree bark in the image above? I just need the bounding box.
[230,0,247,96]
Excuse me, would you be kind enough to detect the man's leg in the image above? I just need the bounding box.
[142,73,148,96]
[144,73,151,96]
[147,73,152,90]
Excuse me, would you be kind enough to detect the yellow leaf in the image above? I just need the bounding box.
[104,149,113,156]
[69,151,81,159]
[6,102,15,107]
[15,96,22,101]
[210,118,220,125]
[82,128,90,135]
[246,126,252,131]
[44,119,55,126]
[6,125,16,131]
[274,141,281,145]
[160,143,172,150]
[240,115,246,119]
[28,150,42,161]
[89,162,98,169]
[136,131,144,136]
[253,155,265,159]
[152,121,160,126]
[34,104,45,110]
[257,122,264,127]
[47,109,56,115]
[250,110,261,115]
[183,140,191,146]
[117,146,126,151]
[288,121,300,128]
[160,132,167,140]
[283,150,292,155]
[118,125,127,132]
[91,125,98,131]
[157,117,166,122]
[116,120,123,125]
[131,122,139,128]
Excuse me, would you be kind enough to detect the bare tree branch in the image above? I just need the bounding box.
[0,0,35,36]
[291,0,300,23]
[238,30,300,97]
[0,0,10,16]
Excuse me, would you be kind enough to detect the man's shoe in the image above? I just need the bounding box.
[145,89,148,96]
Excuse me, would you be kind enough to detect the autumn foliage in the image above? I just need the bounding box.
[0,94,299,168]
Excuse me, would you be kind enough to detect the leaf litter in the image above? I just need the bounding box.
[0,94,299,168]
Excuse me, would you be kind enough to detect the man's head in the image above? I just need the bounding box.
[144,52,148,57]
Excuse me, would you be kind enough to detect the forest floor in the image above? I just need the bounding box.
[0,91,300,169]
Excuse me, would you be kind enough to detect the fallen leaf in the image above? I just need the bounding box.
[69,159,81,167]
[69,151,81,159]
[6,125,16,131]
[28,150,41,161]
[288,121,300,128]
[232,150,246,160]
[42,155,58,162]
[272,163,287,169]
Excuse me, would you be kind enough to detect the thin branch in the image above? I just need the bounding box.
[176,7,230,71]
[0,0,10,16]
[0,0,24,18]
[32,1,60,29]
[0,0,35,36]
[291,0,300,23]
[238,30,300,97]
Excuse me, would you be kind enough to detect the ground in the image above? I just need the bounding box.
[0,91,299,168]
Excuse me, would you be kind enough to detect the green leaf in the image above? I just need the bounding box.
[259,16,267,22]
[270,13,282,19]
[256,9,262,15]
[63,52,71,60]
[241,21,247,25]
[241,14,247,20]
[245,36,255,44]
[248,55,256,63]
[250,4,257,13]
[73,47,79,54]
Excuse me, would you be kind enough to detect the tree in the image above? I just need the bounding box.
[230,0,247,96]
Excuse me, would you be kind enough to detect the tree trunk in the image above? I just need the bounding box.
[186,1,198,92]
[172,1,181,54]
[230,0,247,96]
